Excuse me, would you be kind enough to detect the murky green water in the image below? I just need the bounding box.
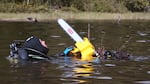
[0,20,150,84]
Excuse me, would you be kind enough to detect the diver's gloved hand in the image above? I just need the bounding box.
[63,46,74,55]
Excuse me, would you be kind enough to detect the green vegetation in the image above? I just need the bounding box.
[0,0,150,13]
[0,0,150,21]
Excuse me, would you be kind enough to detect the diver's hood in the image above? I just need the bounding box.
[24,36,49,55]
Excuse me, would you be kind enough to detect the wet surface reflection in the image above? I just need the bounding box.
[0,20,150,84]
[53,57,114,84]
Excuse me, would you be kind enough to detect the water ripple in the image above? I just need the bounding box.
[50,35,61,38]
[147,71,150,74]
[135,81,150,84]
[95,76,112,80]
[57,43,66,46]
[104,64,116,67]
[137,31,148,36]
[136,40,147,43]
[60,78,88,83]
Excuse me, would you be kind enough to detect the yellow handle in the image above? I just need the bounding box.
[72,37,96,61]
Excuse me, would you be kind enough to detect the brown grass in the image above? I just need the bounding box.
[0,12,150,22]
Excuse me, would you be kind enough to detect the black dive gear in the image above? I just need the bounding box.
[8,37,50,61]
[24,36,49,55]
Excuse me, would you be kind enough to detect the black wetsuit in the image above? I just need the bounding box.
[7,40,50,62]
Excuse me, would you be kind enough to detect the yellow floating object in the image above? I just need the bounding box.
[71,37,95,61]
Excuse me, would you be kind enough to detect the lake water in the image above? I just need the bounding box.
[0,20,150,84]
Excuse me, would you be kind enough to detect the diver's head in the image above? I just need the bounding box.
[24,36,49,55]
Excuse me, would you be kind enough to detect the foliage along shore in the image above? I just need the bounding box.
[0,0,150,13]
[0,0,150,21]
[0,12,150,22]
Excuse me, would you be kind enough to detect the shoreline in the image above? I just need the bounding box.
[0,12,150,22]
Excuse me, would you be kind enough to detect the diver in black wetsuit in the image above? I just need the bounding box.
[7,36,50,63]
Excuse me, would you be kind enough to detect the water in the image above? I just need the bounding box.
[0,20,150,84]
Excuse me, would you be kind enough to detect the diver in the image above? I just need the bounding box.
[7,36,50,63]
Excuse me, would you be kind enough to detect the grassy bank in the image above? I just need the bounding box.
[0,12,150,22]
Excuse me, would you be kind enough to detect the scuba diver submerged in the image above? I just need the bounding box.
[7,36,130,65]
[7,36,50,63]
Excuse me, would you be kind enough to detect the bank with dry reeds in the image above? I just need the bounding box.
[0,12,150,22]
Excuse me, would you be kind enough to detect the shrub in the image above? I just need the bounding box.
[125,0,150,12]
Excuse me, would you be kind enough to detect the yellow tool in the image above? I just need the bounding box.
[71,37,95,61]
[58,19,99,62]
